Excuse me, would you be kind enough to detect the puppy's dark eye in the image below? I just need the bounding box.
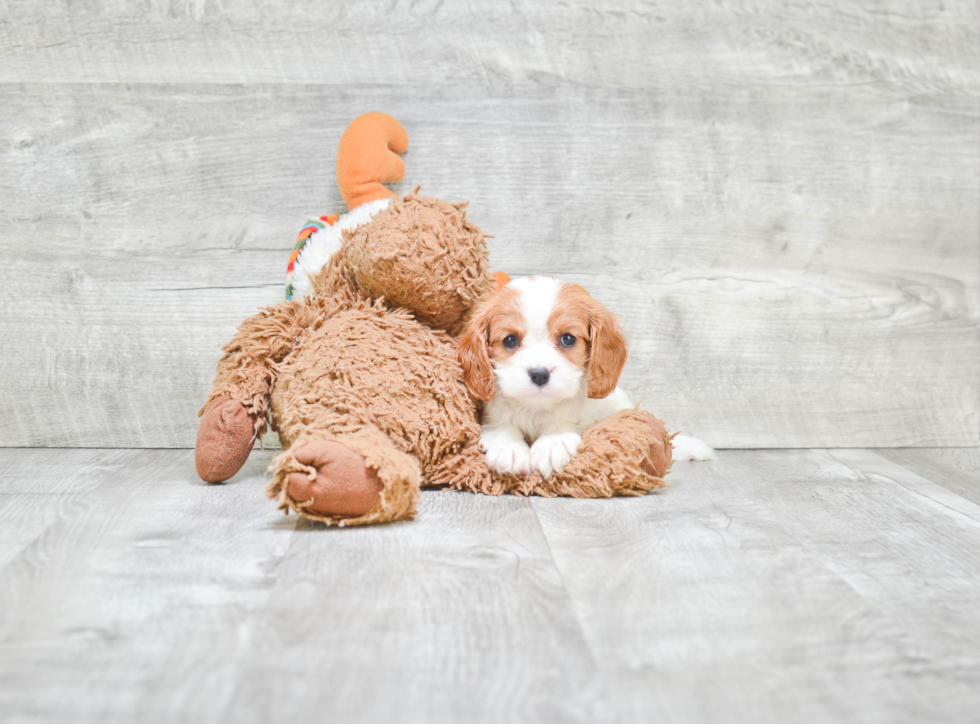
[502,334,520,349]
[559,333,576,347]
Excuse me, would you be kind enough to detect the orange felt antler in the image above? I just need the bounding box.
[491,271,511,292]
[336,112,409,211]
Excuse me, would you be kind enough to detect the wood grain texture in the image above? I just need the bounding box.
[224,493,616,724]
[533,450,980,724]
[0,1,977,448]
[0,448,615,724]
[878,447,980,507]
[0,448,299,723]
[2,448,980,723]
[2,1,978,89]
[0,448,130,569]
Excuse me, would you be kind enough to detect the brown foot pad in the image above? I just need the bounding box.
[639,411,673,479]
[195,397,256,483]
[286,441,384,517]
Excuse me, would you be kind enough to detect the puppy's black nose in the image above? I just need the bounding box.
[528,367,550,387]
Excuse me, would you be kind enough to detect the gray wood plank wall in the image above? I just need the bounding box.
[1,1,978,448]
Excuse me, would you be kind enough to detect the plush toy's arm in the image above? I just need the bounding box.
[481,408,674,498]
[196,300,311,482]
[203,299,311,430]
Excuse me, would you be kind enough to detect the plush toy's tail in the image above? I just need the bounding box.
[336,112,409,211]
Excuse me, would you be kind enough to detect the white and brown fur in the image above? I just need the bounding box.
[459,275,714,478]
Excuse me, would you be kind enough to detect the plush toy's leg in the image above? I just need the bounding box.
[267,427,421,527]
[283,441,384,517]
[638,411,674,479]
[488,408,674,498]
[195,396,257,482]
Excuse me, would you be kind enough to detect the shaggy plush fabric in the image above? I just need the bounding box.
[346,191,494,336]
[199,190,674,526]
[202,192,495,525]
[474,409,673,498]
[286,198,392,301]
[264,299,491,526]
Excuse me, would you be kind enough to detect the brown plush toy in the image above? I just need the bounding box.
[195,112,673,526]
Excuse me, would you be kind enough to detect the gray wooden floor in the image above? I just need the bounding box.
[1,448,978,724]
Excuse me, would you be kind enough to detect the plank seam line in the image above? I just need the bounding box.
[829,449,980,528]
[528,499,626,724]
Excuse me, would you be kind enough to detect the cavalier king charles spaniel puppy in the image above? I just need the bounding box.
[458,275,713,477]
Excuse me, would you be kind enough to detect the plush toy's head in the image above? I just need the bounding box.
[287,112,498,334]
[345,190,494,335]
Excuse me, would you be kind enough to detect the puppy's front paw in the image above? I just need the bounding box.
[530,432,582,477]
[485,440,532,475]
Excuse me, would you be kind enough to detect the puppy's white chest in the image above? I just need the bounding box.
[520,404,577,442]
[484,387,632,443]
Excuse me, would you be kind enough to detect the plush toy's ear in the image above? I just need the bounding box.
[457,309,495,402]
[586,299,628,399]
[336,112,409,211]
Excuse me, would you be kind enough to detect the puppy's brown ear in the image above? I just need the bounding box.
[587,299,628,399]
[457,309,495,402]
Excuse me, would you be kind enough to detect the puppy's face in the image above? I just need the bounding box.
[458,276,628,403]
